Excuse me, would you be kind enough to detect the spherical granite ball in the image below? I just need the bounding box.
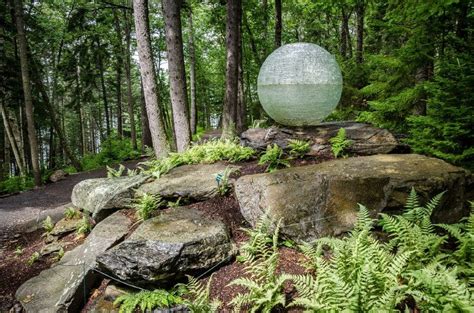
[257,43,343,126]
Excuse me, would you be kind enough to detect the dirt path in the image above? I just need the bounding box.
[0,159,144,235]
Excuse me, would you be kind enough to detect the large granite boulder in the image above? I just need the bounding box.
[240,121,407,156]
[235,154,472,242]
[97,207,236,286]
[137,163,240,201]
[71,175,149,220]
[16,211,131,313]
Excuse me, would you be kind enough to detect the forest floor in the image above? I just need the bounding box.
[0,158,145,235]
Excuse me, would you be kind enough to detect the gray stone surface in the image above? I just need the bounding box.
[50,216,82,236]
[16,211,131,313]
[49,170,67,183]
[241,121,406,156]
[235,154,472,242]
[137,163,240,201]
[97,207,235,286]
[71,175,149,220]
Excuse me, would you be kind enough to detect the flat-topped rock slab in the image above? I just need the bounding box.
[137,163,240,201]
[97,207,236,287]
[241,121,406,156]
[15,211,131,313]
[235,154,472,242]
[71,174,149,221]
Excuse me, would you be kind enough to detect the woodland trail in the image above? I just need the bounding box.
[0,159,144,235]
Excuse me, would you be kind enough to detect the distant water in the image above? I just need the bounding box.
[258,84,342,126]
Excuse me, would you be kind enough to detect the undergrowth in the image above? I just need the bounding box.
[258,144,290,172]
[329,128,353,158]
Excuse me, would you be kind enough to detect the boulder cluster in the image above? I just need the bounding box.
[15,122,473,312]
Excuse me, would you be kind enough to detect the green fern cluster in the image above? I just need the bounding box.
[42,216,55,233]
[238,214,278,262]
[75,215,92,236]
[329,128,353,158]
[287,139,311,158]
[288,189,474,312]
[135,193,162,221]
[113,289,184,313]
[181,275,221,312]
[288,205,411,311]
[258,144,290,173]
[229,219,287,312]
[143,139,255,178]
[64,207,80,219]
[107,164,126,178]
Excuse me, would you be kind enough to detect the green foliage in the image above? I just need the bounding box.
[182,275,221,312]
[216,166,236,196]
[106,164,126,178]
[229,218,286,312]
[64,207,80,219]
[238,213,278,263]
[76,216,92,236]
[0,176,34,194]
[144,139,255,178]
[379,189,446,264]
[288,205,410,312]
[287,139,311,158]
[114,289,184,313]
[42,216,54,233]
[27,251,40,266]
[81,137,140,171]
[14,245,24,257]
[258,144,290,173]
[329,128,352,158]
[289,190,474,311]
[135,193,162,221]
[54,247,65,262]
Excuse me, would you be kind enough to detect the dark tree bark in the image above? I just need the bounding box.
[188,9,197,135]
[96,39,111,137]
[133,0,169,158]
[340,7,351,59]
[113,10,124,139]
[162,0,191,152]
[0,102,25,176]
[236,7,246,134]
[140,80,153,150]
[274,0,282,48]
[124,10,137,149]
[221,0,241,139]
[13,0,41,185]
[355,0,365,64]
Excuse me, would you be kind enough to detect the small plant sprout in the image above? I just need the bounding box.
[168,198,182,208]
[42,216,54,233]
[76,215,92,236]
[14,245,24,257]
[127,168,139,177]
[107,164,126,178]
[54,247,65,262]
[258,144,290,172]
[329,128,353,158]
[288,139,311,158]
[135,193,162,221]
[64,207,80,219]
[27,251,40,266]
[216,167,237,196]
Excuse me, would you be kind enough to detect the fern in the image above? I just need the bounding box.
[42,216,54,233]
[258,144,290,173]
[215,166,237,196]
[329,128,352,158]
[64,207,80,219]
[135,193,162,221]
[76,215,92,236]
[114,289,184,313]
[107,164,126,178]
[287,139,311,158]
[182,275,221,313]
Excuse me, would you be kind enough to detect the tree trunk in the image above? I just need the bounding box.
[274,0,282,48]
[96,39,111,137]
[355,0,364,64]
[113,10,123,139]
[188,10,197,135]
[124,10,137,149]
[221,0,241,139]
[133,0,170,158]
[236,8,246,134]
[140,80,153,150]
[162,0,191,152]
[0,102,25,176]
[13,0,41,185]
[340,7,350,59]
[30,59,82,170]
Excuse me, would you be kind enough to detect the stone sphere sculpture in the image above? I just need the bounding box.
[257,43,343,126]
